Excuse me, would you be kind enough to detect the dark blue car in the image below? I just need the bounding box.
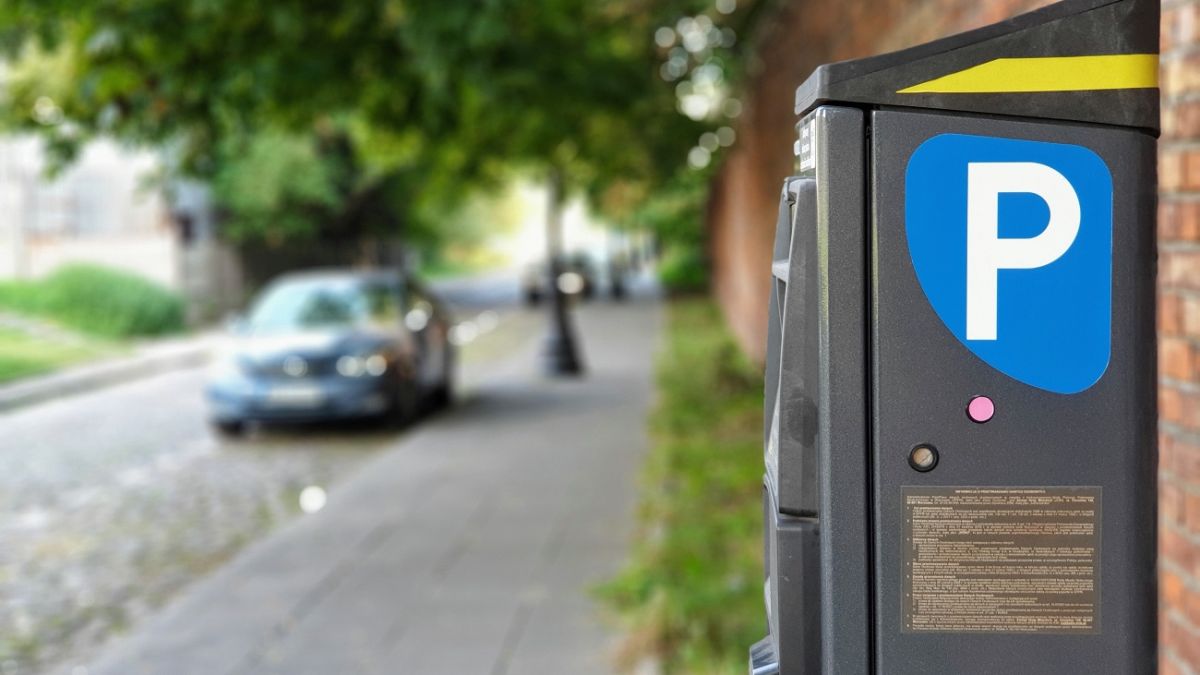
[206,269,454,436]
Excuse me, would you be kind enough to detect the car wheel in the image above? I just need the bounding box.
[433,345,456,408]
[212,420,246,438]
[387,379,421,428]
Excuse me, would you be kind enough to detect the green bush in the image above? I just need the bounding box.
[0,265,185,338]
[657,245,709,295]
[599,299,765,674]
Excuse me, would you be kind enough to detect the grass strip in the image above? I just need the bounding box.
[0,329,113,384]
[599,298,766,674]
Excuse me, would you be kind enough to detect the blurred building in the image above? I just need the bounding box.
[707,1,1196,672]
[0,136,242,322]
[0,137,174,283]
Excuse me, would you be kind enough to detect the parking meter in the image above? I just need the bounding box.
[752,1,1159,673]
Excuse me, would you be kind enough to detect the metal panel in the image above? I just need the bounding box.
[771,508,820,674]
[810,107,870,675]
[869,109,1156,674]
[763,105,870,675]
[775,176,819,515]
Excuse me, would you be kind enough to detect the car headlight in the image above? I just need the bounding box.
[337,353,388,377]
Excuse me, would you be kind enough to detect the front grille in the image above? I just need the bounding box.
[243,354,340,379]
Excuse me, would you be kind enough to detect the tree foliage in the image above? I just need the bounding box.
[0,0,759,242]
[209,130,339,242]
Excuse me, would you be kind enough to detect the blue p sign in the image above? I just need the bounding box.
[905,134,1113,394]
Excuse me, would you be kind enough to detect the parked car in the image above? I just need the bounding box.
[205,269,454,436]
[521,253,598,305]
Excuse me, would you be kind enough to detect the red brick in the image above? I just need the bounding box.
[1182,295,1200,338]
[1186,153,1200,191]
[1176,438,1200,483]
[1163,481,1185,525]
[1187,493,1200,534]
[1162,336,1193,380]
[1162,5,1200,56]
[1163,7,1178,53]
[1163,149,1186,190]
[1163,614,1200,669]
[1164,200,1200,242]
[1172,4,1200,55]
[1162,525,1198,578]
[1163,54,1200,99]
[1183,201,1200,241]
[1161,200,1179,239]
[1163,100,1200,141]
[1164,568,1187,609]
[1162,251,1200,290]
[1163,292,1184,334]
[1163,654,1185,675]
[1186,582,1200,629]
[1162,388,1185,425]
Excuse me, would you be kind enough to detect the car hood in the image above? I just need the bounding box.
[228,329,393,360]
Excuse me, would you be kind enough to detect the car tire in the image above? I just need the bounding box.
[387,379,421,428]
[433,345,456,408]
[213,420,246,438]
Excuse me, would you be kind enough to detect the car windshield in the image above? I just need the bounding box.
[245,278,397,334]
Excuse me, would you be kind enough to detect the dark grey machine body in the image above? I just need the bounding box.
[870,110,1157,673]
[761,107,870,675]
[757,106,1157,675]
[751,1,1159,672]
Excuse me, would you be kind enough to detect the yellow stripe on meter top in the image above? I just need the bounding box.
[897,54,1158,94]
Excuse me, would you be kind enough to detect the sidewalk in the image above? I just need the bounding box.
[76,297,661,675]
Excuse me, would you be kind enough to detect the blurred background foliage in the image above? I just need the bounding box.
[634,168,713,294]
[0,0,774,275]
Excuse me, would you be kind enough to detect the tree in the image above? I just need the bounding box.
[363,0,716,373]
[1,0,755,372]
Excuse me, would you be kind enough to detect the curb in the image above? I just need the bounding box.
[0,337,216,414]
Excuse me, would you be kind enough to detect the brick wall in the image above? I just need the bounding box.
[1160,1,1200,672]
[710,0,1192,671]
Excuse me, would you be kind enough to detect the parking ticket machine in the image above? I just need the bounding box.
[751,0,1159,673]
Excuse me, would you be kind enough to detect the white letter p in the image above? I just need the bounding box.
[966,162,1081,341]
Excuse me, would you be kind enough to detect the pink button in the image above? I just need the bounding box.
[967,395,995,423]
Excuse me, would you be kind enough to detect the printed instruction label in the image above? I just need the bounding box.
[796,116,817,173]
[902,486,1100,634]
